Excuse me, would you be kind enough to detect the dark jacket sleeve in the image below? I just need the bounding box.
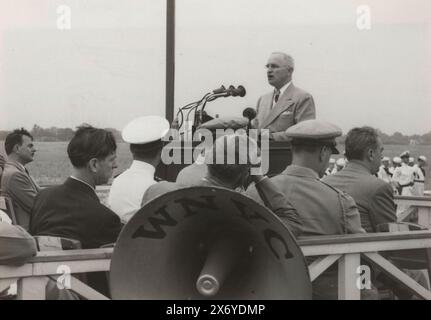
[246,178,303,237]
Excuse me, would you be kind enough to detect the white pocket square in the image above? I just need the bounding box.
[281,111,292,116]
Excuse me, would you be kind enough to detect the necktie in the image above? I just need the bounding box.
[274,89,280,104]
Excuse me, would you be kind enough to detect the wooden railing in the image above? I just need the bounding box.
[2,231,431,300]
[395,195,431,227]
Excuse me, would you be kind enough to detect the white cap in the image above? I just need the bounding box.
[400,151,410,158]
[419,156,427,162]
[122,116,170,144]
[382,157,390,162]
[329,158,336,164]
[393,157,402,164]
[336,158,346,167]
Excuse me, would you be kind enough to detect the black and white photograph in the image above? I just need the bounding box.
[0,0,430,304]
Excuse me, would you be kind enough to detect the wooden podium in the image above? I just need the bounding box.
[156,141,292,182]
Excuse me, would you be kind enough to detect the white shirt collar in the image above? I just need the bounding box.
[129,160,156,174]
[70,176,96,191]
[276,81,292,95]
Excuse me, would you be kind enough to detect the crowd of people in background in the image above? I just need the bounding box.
[323,152,428,198]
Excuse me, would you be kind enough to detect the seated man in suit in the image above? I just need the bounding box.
[322,127,397,233]
[1,129,40,230]
[30,125,122,249]
[253,52,316,141]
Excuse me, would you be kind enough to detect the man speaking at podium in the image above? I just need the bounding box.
[253,52,316,141]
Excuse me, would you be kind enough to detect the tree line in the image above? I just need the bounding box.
[0,125,430,145]
[0,124,123,142]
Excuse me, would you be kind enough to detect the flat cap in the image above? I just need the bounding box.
[285,120,342,154]
[400,151,410,158]
[122,116,169,144]
[382,157,390,162]
[419,155,427,162]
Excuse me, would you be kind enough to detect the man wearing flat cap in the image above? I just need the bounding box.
[176,117,248,186]
[108,116,169,223]
[143,133,303,237]
[323,127,396,233]
[247,119,365,299]
[247,119,364,237]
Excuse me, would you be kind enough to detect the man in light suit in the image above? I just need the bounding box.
[1,129,40,230]
[253,52,316,141]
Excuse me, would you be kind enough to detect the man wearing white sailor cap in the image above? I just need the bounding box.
[412,155,427,196]
[377,157,392,184]
[108,116,169,223]
[392,150,415,197]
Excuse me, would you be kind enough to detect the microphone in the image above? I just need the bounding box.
[242,107,257,121]
[229,85,246,97]
[212,85,227,95]
[243,107,257,135]
[211,85,246,98]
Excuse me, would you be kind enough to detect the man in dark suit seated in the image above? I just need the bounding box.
[322,127,397,232]
[30,125,122,249]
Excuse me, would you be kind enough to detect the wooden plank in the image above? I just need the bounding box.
[0,264,33,278]
[30,248,113,263]
[17,276,49,300]
[297,231,431,246]
[418,208,431,229]
[301,238,431,257]
[308,255,341,282]
[338,254,361,300]
[394,195,431,205]
[32,259,111,276]
[364,252,431,300]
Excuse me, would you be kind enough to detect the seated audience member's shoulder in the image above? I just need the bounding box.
[0,222,37,265]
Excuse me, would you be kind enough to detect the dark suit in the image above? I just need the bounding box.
[30,178,122,249]
[1,161,40,230]
[253,84,316,141]
[322,161,397,233]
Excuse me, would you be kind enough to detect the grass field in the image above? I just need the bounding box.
[1,142,430,190]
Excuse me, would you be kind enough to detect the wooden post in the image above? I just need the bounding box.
[338,253,361,300]
[166,0,175,123]
[17,277,48,300]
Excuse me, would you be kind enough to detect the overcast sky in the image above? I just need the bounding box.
[0,0,430,135]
